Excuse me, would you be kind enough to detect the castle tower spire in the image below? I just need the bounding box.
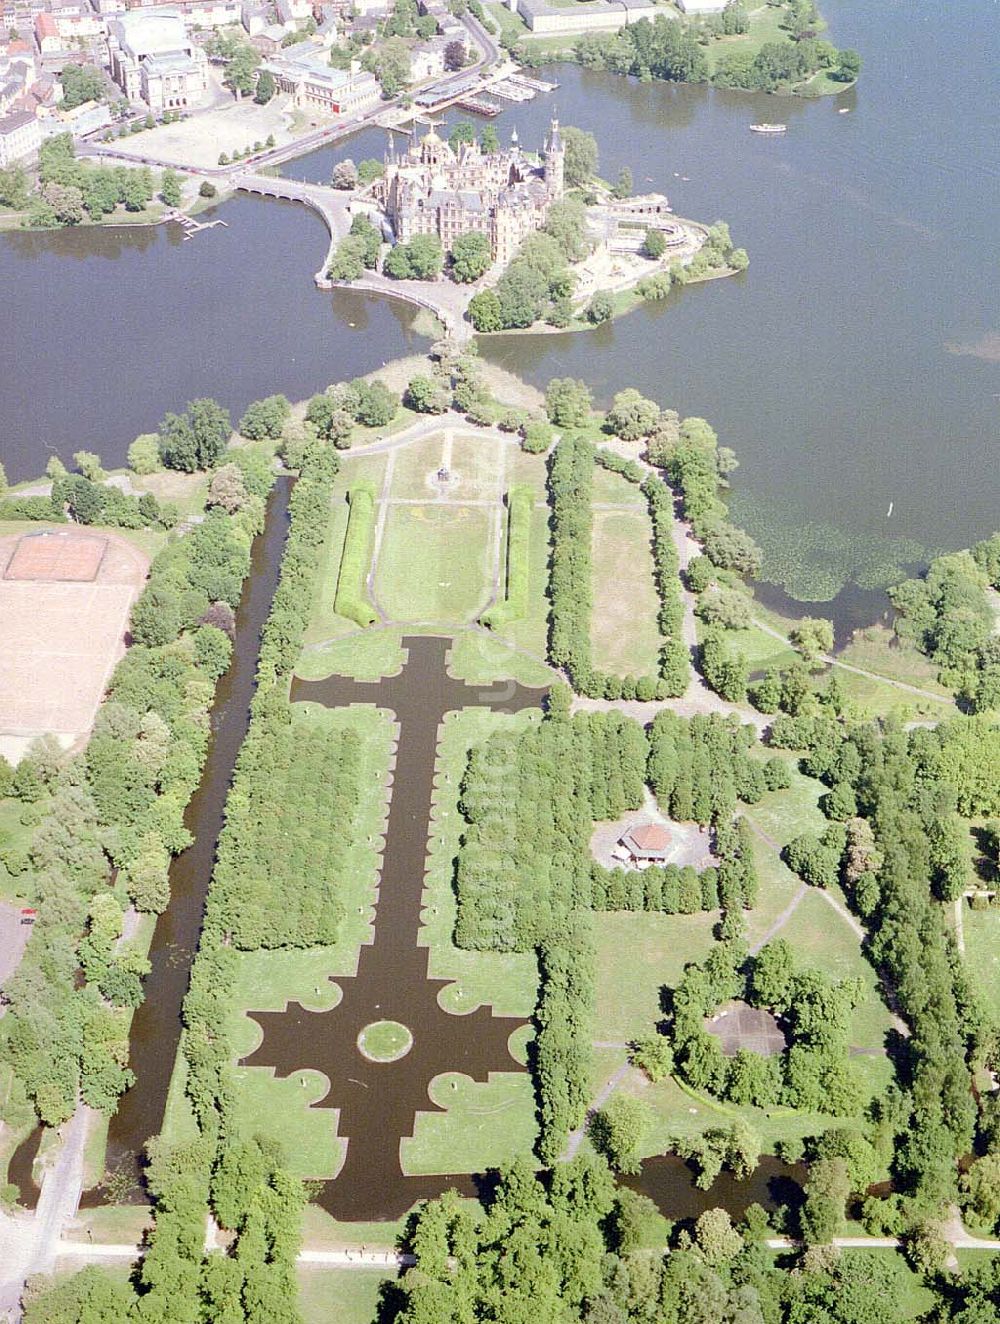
[545,113,564,197]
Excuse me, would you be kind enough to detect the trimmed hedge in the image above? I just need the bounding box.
[334,483,377,628]
[481,484,533,631]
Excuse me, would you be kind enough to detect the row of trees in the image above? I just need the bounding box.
[774,711,980,1214]
[648,710,784,827]
[3,480,264,1126]
[209,711,361,949]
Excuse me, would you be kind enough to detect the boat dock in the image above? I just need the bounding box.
[453,94,502,116]
[164,208,229,240]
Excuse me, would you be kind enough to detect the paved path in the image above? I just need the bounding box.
[0,1107,94,1315]
[748,881,808,956]
[749,615,953,706]
[563,1063,634,1161]
[954,895,967,956]
[52,1241,417,1269]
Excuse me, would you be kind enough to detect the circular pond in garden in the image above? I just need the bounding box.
[357,1020,413,1063]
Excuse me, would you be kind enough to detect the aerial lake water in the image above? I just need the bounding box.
[1,0,996,600]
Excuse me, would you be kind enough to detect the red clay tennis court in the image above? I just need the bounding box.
[0,528,148,742]
[3,530,108,583]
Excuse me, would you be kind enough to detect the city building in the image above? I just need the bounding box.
[511,0,654,33]
[675,0,727,12]
[410,41,446,82]
[0,106,42,164]
[262,50,379,114]
[107,9,209,109]
[275,0,312,28]
[374,116,565,267]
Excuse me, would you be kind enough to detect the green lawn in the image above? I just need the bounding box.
[332,450,389,495]
[446,629,552,689]
[301,1204,408,1251]
[962,906,1000,1023]
[482,503,552,667]
[227,1065,344,1181]
[374,504,495,624]
[701,3,791,76]
[401,1069,537,1175]
[591,510,663,677]
[743,761,826,847]
[302,494,356,647]
[485,0,529,43]
[742,836,805,952]
[388,435,449,501]
[592,465,645,508]
[297,1266,395,1324]
[297,628,405,682]
[450,434,510,503]
[594,911,718,1044]
[0,793,46,904]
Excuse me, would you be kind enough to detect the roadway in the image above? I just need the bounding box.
[78,11,503,182]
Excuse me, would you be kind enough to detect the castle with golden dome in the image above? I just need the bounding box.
[374,117,565,267]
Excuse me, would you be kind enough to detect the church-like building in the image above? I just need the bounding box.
[374,116,565,268]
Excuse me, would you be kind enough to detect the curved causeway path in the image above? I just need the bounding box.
[243,636,547,1220]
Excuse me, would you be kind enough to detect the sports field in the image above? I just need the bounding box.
[0,528,148,744]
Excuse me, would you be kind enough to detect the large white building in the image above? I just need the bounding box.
[0,108,42,166]
[512,0,654,34]
[262,51,380,115]
[108,9,209,111]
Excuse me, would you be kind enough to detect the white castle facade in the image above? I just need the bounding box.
[374,116,565,267]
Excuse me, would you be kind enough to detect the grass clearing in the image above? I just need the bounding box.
[481,502,552,665]
[962,905,1000,1022]
[592,464,645,507]
[450,435,509,503]
[743,762,826,847]
[374,504,494,624]
[228,1065,344,1181]
[701,3,790,75]
[301,1204,408,1250]
[389,435,450,502]
[594,911,718,1043]
[65,1204,153,1245]
[591,510,663,677]
[0,793,46,904]
[297,1265,396,1324]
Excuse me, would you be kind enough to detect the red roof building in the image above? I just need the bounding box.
[620,822,672,862]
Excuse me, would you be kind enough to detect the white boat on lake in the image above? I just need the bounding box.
[749,123,787,134]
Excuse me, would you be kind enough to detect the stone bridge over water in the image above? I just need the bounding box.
[234,172,471,340]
